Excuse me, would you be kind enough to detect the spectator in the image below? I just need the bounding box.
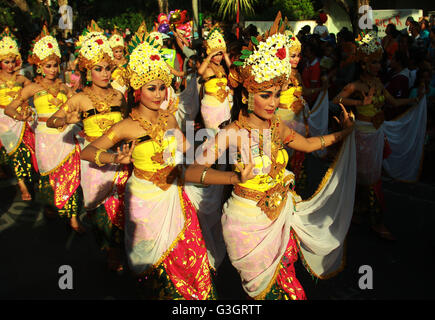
[382,24,400,62]
[297,25,311,43]
[313,12,328,40]
[402,16,415,35]
[385,51,410,97]
[301,41,322,106]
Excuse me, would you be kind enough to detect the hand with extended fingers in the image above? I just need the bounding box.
[65,104,81,124]
[333,103,355,130]
[234,144,257,183]
[114,140,135,164]
[362,86,375,106]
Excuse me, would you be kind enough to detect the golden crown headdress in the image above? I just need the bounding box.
[230,12,289,93]
[108,28,125,49]
[0,27,22,69]
[75,20,114,71]
[205,24,226,55]
[355,30,383,63]
[28,25,61,66]
[126,25,173,90]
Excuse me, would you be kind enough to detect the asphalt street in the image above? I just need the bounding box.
[0,148,434,301]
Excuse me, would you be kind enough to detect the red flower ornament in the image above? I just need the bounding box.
[150,54,160,61]
[96,39,104,45]
[47,43,53,48]
[276,47,286,60]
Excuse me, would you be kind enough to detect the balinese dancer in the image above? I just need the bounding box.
[0,27,36,201]
[185,12,356,300]
[333,31,421,240]
[80,33,217,300]
[276,29,308,136]
[46,21,129,271]
[5,26,84,231]
[109,28,129,99]
[198,24,232,133]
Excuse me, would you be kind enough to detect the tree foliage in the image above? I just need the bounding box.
[272,0,316,21]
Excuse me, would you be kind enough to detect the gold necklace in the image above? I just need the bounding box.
[130,108,169,145]
[83,86,117,113]
[0,72,17,89]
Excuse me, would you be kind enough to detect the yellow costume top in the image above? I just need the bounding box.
[232,114,296,221]
[130,109,179,191]
[111,65,129,94]
[82,107,123,139]
[356,94,385,117]
[0,82,22,107]
[203,76,229,103]
[279,86,301,110]
[34,90,68,115]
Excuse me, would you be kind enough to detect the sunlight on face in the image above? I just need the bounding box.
[91,61,112,87]
[41,58,59,80]
[253,85,281,120]
[140,79,167,110]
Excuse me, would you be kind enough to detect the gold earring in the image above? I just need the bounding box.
[36,67,42,74]
[242,95,248,104]
[248,93,254,113]
[86,70,92,82]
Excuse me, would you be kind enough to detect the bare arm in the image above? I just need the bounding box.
[284,104,354,153]
[184,123,255,185]
[4,84,37,121]
[383,86,419,107]
[46,94,82,128]
[80,120,134,165]
[332,83,364,106]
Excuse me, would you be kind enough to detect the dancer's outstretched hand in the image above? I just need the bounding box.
[333,103,355,130]
[114,141,135,164]
[65,104,81,124]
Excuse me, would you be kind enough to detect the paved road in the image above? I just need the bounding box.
[1,149,434,300]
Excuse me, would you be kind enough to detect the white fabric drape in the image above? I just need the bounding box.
[0,109,25,154]
[292,130,356,277]
[124,174,185,275]
[383,96,427,182]
[222,131,356,296]
[308,90,329,158]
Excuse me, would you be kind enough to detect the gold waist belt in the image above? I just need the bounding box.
[205,88,229,103]
[133,165,180,191]
[234,182,290,221]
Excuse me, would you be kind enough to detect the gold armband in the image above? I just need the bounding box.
[200,167,209,185]
[319,136,326,150]
[95,149,105,167]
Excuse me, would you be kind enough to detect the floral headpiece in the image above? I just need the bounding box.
[75,20,114,71]
[108,28,125,50]
[126,30,173,90]
[0,27,22,69]
[147,32,164,49]
[28,25,61,66]
[355,30,383,63]
[229,12,289,93]
[205,24,226,55]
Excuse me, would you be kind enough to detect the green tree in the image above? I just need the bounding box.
[213,0,258,21]
[272,0,316,21]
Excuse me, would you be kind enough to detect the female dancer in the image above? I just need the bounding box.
[0,27,36,201]
[47,21,129,270]
[198,25,232,132]
[5,26,84,231]
[185,12,355,300]
[109,28,129,97]
[333,31,421,240]
[80,34,217,300]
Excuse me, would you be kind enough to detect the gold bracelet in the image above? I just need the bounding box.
[53,118,58,126]
[200,167,209,185]
[95,149,105,167]
[338,96,343,104]
[319,136,326,150]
